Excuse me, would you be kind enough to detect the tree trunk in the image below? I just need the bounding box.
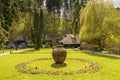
[98,40,103,52]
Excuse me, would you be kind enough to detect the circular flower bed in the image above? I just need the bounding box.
[15,58,101,75]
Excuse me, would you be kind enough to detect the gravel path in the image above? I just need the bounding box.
[1,48,120,58]
[83,50,120,58]
[0,48,32,56]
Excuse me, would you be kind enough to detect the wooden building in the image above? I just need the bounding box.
[59,34,80,48]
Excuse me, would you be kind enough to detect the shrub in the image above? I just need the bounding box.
[27,44,34,48]
[105,36,120,54]
[81,42,100,52]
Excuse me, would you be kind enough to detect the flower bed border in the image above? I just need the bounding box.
[15,58,101,75]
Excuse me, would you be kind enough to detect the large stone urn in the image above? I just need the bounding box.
[52,45,67,64]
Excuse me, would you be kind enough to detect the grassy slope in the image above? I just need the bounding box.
[0,48,120,80]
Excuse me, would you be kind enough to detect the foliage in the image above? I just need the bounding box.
[80,0,105,42]
[70,0,84,35]
[103,15,120,54]
[0,0,33,47]
[0,27,9,50]
[46,0,61,13]
[0,0,20,31]
[81,42,100,51]
[9,13,32,42]
[45,0,62,38]
[44,12,61,37]
[32,7,44,50]
[27,43,34,48]
[60,18,71,34]
[80,0,120,52]
[105,36,120,54]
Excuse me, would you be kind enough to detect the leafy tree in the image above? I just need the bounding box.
[60,0,72,34]
[80,0,120,51]
[9,13,32,42]
[45,0,62,39]
[0,0,20,50]
[46,0,61,13]
[1,0,20,31]
[43,12,61,37]
[0,27,9,50]
[60,18,71,34]
[103,3,120,53]
[70,0,84,36]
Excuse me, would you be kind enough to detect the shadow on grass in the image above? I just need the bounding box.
[82,51,120,60]
[51,63,67,68]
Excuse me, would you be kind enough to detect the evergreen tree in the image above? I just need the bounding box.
[46,0,61,13]
[33,9,40,49]
[32,1,44,50]
[70,0,84,36]
[39,8,44,48]
[1,0,19,31]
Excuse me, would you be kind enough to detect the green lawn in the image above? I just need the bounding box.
[0,48,120,80]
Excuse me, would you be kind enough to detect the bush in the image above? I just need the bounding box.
[93,45,100,52]
[27,44,34,48]
[105,37,120,54]
[81,42,100,52]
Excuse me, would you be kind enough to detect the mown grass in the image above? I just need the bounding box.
[0,48,120,80]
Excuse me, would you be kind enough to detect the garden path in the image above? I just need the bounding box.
[0,48,32,56]
[83,50,120,58]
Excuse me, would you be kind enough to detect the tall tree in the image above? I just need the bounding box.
[44,13,61,37]
[39,8,44,48]
[32,0,44,50]
[45,0,62,37]
[80,0,120,51]
[1,0,19,31]
[0,27,9,50]
[46,0,61,13]
[33,9,40,49]
[70,0,84,36]
[0,0,20,50]
[60,0,71,34]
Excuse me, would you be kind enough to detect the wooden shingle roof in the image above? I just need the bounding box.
[59,34,79,44]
